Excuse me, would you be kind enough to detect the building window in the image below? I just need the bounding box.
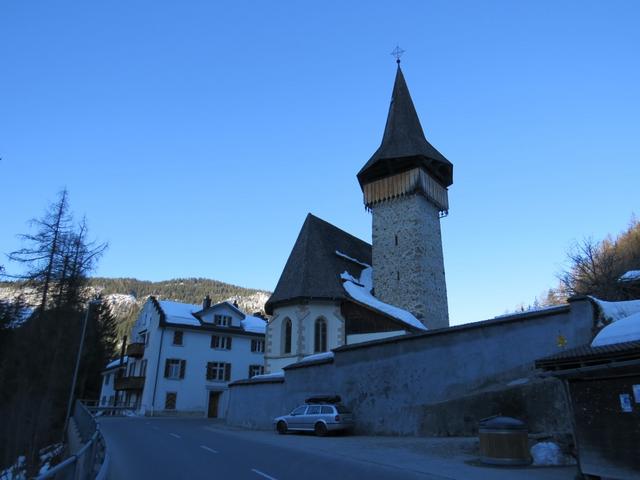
[210,335,232,350]
[165,392,177,410]
[128,362,136,377]
[248,365,264,378]
[164,359,186,379]
[206,362,231,382]
[104,374,110,386]
[140,359,148,377]
[283,318,292,354]
[395,234,398,246]
[314,318,327,353]
[101,396,106,406]
[173,330,183,346]
[251,339,265,353]
[214,314,231,327]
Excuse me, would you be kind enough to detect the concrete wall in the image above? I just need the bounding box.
[372,192,449,329]
[227,298,596,435]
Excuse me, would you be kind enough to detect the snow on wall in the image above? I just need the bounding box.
[590,297,640,325]
[591,312,640,347]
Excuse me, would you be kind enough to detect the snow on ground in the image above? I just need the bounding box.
[37,444,64,475]
[299,351,335,364]
[158,300,202,326]
[241,315,266,334]
[591,312,640,347]
[0,456,25,480]
[530,442,575,466]
[252,370,284,380]
[6,308,33,329]
[341,267,427,331]
[619,270,640,282]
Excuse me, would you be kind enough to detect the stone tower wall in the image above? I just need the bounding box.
[371,193,449,329]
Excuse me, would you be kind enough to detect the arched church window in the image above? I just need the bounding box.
[283,318,292,354]
[314,318,327,353]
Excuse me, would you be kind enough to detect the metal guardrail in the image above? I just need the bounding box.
[37,401,108,480]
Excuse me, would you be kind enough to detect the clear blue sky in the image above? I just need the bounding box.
[1,1,638,325]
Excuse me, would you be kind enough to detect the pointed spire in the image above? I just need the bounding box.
[358,65,453,188]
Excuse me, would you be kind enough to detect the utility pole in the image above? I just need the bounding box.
[62,299,101,441]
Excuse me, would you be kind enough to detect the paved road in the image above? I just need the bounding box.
[99,417,446,480]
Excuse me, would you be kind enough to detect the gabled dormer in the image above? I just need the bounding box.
[195,301,245,328]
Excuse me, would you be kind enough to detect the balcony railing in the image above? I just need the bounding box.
[126,342,145,358]
[114,375,145,391]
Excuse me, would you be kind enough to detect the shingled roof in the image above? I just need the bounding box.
[357,65,453,188]
[265,213,371,315]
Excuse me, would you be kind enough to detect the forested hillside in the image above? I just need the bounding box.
[0,277,271,342]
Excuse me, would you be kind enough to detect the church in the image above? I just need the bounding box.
[264,63,453,373]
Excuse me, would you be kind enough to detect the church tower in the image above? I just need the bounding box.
[357,63,453,329]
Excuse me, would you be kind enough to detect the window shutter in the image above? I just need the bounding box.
[224,363,231,382]
[180,360,186,379]
[164,359,170,378]
[228,337,232,350]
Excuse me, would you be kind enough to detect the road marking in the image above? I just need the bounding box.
[169,433,181,439]
[251,469,278,480]
[200,445,218,454]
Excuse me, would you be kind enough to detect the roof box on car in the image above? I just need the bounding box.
[305,395,341,404]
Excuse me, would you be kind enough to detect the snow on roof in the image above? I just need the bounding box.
[619,270,640,283]
[590,297,640,324]
[341,266,427,331]
[105,356,128,370]
[252,370,284,379]
[299,351,334,364]
[241,315,267,334]
[335,250,371,268]
[591,312,640,347]
[158,300,202,326]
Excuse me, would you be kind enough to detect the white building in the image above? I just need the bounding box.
[264,214,426,373]
[98,357,127,407]
[99,296,266,418]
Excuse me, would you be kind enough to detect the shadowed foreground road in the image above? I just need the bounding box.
[99,417,446,480]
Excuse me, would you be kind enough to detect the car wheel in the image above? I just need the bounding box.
[276,421,288,435]
[314,422,328,437]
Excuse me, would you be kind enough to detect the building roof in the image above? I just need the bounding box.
[357,65,453,189]
[265,213,372,314]
[536,341,640,371]
[148,297,266,335]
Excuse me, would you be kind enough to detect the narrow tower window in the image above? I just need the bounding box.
[283,318,292,354]
[395,234,398,246]
[314,318,327,353]
[397,271,400,281]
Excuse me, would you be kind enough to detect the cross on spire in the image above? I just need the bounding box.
[391,45,405,64]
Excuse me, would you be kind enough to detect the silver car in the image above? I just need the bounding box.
[274,403,354,436]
